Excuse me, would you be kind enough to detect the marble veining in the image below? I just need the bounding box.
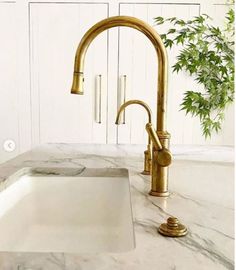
[0,144,234,270]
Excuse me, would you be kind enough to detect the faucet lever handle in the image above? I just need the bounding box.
[145,123,162,150]
[145,123,172,167]
[154,148,172,167]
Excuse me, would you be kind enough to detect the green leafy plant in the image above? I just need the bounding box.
[154,5,234,137]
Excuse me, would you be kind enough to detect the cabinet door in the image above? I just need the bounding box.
[30,3,108,145]
[118,3,233,146]
[0,3,19,163]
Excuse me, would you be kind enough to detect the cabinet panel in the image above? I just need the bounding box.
[0,3,19,163]
[118,3,233,145]
[30,3,108,145]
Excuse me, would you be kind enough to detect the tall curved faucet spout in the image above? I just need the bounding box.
[115,100,152,126]
[71,15,168,132]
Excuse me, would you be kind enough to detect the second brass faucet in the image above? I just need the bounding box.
[71,15,172,197]
[115,100,153,176]
[116,100,172,197]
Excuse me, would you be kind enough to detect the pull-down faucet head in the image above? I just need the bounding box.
[71,71,84,95]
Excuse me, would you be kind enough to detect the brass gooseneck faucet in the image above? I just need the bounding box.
[116,99,172,196]
[71,16,172,197]
[116,100,153,175]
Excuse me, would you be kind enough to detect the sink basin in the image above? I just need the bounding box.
[0,168,135,253]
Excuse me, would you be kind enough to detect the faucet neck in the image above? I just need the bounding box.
[72,15,168,131]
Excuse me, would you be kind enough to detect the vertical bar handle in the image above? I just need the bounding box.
[118,75,127,124]
[95,74,102,124]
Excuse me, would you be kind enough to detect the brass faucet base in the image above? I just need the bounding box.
[149,190,169,197]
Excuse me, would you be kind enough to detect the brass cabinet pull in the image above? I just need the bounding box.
[118,75,127,124]
[95,74,102,124]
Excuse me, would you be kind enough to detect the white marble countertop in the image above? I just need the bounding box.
[0,144,234,270]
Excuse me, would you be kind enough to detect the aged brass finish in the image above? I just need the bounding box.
[158,217,188,237]
[142,147,152,175]
[148,129,171,197]
[145,124,172,166]
[71,15,171,196]
[116,101,172,195]
[145,123,162,150]
[71,72,84,95]
[116,100,152,125]
[115,100,152,175]
[71,15,168,130]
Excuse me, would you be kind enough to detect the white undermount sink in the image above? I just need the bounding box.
[0,168,135,253]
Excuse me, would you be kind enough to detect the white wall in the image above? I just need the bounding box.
[0,0,234,164]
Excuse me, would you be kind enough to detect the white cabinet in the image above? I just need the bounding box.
[0,3,19,163]
[30,3,108,145]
